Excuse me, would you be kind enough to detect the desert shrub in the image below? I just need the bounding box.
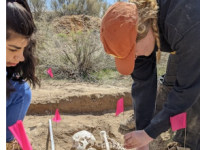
[33,13,168,84]
[34,18,115,81]
[50,0,109,17]
[28,0,47,20]
[57,30,115,80]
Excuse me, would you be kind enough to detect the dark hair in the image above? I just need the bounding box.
[6,0,40,98]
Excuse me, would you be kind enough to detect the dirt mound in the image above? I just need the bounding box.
[53,15,101,34]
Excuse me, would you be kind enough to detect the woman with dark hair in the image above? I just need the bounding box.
[6,0,40,149]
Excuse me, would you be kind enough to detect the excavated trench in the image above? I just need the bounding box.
[27,91,133,115]
[25,81,171,150]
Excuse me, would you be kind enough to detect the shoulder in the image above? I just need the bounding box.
[9,80,31,98]
[159,0,200,50]
[160,0,200,33]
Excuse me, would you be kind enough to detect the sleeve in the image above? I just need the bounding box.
[131,50,157,130]
[19,82,32,120]
[145,22,200,139]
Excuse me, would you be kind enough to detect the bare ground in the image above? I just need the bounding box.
[23,80,173,150]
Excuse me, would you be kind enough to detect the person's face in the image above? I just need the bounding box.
[135,27,155,58]
[6,35,28,67]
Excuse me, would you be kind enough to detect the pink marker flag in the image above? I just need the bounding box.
[116,98,124,116]
[52,109,61,123]
[170,112,187,131]
[8,120,33,150]
[47,68,53,78]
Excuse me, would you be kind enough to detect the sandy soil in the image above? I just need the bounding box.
[24,80,172,150]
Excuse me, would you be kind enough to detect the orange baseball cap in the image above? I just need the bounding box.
[100,2,138,75]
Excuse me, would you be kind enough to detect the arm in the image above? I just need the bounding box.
[145,22,200,139]
[124,50,157,149]
[131,50,157,130]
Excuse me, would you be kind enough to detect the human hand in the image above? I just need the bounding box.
[123,130,154,149]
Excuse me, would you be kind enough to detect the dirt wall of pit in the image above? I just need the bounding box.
[27,93,132,115]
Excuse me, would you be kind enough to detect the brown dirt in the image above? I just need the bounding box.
[27,80,132,115]
[53,15,101,34]
[24,80,172,150]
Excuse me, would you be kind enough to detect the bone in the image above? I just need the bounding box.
[107,137,126,150]
[72,130,96,150]
[100,131,110,150]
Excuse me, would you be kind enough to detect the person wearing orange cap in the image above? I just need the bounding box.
[100,1,200,150]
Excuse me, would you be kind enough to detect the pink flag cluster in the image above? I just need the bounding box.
[115,98,187,132]
[8,68,187,150]
[8,109,62,150]
[8,69,60,149]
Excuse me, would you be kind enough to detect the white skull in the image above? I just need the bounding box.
[72,130,96,150]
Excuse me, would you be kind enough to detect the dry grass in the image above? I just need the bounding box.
[34,15,169,86]
[34,16,116,82]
